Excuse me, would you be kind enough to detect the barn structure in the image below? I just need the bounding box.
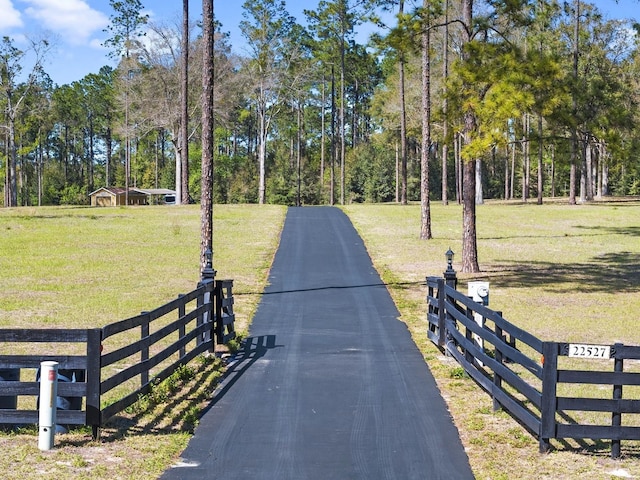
[89,187,176,206]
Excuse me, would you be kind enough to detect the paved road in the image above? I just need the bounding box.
[162,207,474,479]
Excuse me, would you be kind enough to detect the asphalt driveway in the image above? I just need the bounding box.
[161,206,474,479]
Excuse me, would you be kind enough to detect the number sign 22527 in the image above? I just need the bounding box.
[568,344,611,359]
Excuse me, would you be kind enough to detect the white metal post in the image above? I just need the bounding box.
[38,361,59,451]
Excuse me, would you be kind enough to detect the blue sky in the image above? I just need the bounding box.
[0,0,637,86]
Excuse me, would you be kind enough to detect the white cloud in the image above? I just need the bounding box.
[21,0,108,45]
[0,0,23,30]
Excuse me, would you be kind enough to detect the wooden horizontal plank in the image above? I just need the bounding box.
[615,345,640,360]
[0,355,87,370]
[0,329,89,343]
[558,370,640,386]
[444,300,470,325]
[0,381,39,396]
[558,397,640,414]
[0,409,85,425]
[0,381,87,397]
[102,313,149,339]
[426,312,439,326]
[56,410,86,424]
[146,288,204,321]
[0,410,38,424]
[556,423,640,441]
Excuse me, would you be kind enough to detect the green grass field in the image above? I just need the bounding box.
[0,205,285,332]
[1,200,640,479]
[0,204,286,479]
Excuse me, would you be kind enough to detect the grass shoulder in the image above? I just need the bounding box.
[343,200,640,479]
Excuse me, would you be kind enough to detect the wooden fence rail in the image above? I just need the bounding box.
[0,278,235,439]
[427,275,640,458]
[0,329,101,431]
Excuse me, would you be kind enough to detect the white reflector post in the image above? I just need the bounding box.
[38,361,59,451]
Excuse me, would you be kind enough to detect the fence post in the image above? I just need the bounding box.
[427,278,435,337]
[441,249,457,354]
[178,294,186,358]
[493,323,504,412]
[198,248,216,349]
[464,307,474,365]
[215,281,223,345]
[140,312,150,387]
[437,279,446,348]
[86,328,102,440]
[540,342,558,453]
[612,342,623,459]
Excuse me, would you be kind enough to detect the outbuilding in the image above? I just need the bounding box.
[89,187,148,207]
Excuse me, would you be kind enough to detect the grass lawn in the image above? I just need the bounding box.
[0,204,286,480]
[1,200,640,479]
[344,199,640,480]
[0,205,285,332]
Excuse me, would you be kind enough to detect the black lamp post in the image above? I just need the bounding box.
[444,247,457,289]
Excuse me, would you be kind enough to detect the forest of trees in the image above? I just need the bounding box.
[1,0,639,213]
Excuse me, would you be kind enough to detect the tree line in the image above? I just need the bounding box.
[1,0,640,270]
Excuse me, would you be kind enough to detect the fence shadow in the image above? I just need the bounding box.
[92,335,281,444]
[94,356,226,444]
[199,335,282,417]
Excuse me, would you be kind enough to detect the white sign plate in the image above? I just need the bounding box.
[568,344,611,359]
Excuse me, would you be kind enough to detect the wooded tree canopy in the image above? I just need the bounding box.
[1,0,639,210]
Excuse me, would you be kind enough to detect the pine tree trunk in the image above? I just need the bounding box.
[441,0,449,206]
[200,0,215,266]
[461,0,479,273]
[504,145,509,200]
[399,0,408,206]
[537,113,543,204]
[462,149,479,273]
[420,0,432,240]
[180,0,190,204]
[320,74,326,195]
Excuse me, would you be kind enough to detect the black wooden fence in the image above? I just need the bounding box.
[427,275,640,458]
[0,277,235,439]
